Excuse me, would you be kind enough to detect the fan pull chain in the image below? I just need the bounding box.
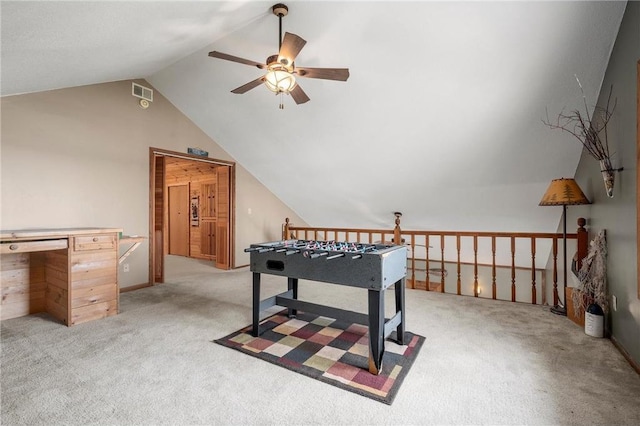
[279,92,284,109]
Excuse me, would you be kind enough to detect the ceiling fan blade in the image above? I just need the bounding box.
[296,67,350,81]
[231,76,266,94]
[278,32,307,65]
[290,84,310,105]
[208,51,266,69]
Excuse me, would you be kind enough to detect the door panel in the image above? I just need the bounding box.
[168,185,189,256]
[200,221,216,257]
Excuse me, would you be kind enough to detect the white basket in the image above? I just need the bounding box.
[585,311,604,338]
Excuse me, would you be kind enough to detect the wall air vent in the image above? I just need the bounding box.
[132,82,153,102]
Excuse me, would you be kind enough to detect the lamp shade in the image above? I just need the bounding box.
[539,178,591,206]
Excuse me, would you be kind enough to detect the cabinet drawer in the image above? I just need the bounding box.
[73,234,116,251]
[1,239,68,254]
[72,283,117,308]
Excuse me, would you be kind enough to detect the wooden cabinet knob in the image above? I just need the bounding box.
[9,244,18,250]
[92,237,99,242]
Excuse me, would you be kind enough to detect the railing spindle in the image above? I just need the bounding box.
[491,236,497,300]
[408,234,414,288]
[473,235,478,297]
[456,235,461,295]
[511,236,516,302]
[531,237,536,304]
[425,234,430,291]
[440,235,445,293]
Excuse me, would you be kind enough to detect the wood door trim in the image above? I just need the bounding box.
[149,151,165,284]
[148,147,236,284]
[637,60,639,299]
[151,147,235,167]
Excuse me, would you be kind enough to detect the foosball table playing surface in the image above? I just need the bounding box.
[246,239,408,375]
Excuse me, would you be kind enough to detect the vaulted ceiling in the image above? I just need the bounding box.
[1,1,627,232]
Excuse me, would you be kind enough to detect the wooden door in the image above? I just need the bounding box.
[168,185,189,256]
[215,166,230,269]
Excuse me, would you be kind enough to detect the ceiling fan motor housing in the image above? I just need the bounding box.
[266,54,293,70]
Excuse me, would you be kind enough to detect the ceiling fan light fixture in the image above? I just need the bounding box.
[264,68,296,94]
[208,2,348,106]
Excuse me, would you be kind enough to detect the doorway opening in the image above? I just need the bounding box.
[149,147,236,284]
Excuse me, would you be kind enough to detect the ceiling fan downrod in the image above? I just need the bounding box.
[272,3,289,109]
[272,3,288,50]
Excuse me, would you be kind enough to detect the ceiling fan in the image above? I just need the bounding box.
[208,3,349,108]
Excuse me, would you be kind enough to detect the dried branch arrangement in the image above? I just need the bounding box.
[543,76,616,162]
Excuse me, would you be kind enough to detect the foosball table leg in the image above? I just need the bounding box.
[395,277,406,345]
[252,272,261,337]
[367,289,385,375]
[287,277,298,318]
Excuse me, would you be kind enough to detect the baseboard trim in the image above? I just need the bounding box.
[611,336,640,375]
[120,282,152,293]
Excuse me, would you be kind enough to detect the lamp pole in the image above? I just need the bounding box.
[551,204,568,316]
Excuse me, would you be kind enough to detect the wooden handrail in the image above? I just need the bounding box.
[282,216,588,306]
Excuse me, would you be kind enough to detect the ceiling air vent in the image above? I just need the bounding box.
[132,82,153,102]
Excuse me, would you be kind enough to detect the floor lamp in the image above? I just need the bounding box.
[539,178,590,316]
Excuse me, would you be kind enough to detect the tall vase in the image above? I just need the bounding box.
[600,158,615,198]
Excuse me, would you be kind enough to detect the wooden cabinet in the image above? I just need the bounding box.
[200,221,216,257]
[1,228,121,326]
[199,181,217,259]
[201,182,216,219]
[69,233,118,325]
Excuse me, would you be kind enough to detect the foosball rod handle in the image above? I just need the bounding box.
[326,253,345,260]
[309,251,329,259]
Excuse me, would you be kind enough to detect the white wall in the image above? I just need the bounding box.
[1,79,306,288]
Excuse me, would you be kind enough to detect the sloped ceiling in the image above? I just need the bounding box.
[1,1,627,233]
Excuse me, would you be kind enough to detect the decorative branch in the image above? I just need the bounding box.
[543,76,616,162]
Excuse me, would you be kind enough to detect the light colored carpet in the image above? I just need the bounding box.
[1,255,639,425]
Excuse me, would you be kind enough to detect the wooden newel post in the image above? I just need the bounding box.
[283,217,290,240]
[393,212,402,245]
[565,217,589,326]
[576,217,588,270]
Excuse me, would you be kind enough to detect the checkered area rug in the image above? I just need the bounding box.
[214,310,425,404]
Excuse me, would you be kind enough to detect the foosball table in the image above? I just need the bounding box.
[245,239,408,375]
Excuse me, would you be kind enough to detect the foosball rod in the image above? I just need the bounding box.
[244,241,305,253]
